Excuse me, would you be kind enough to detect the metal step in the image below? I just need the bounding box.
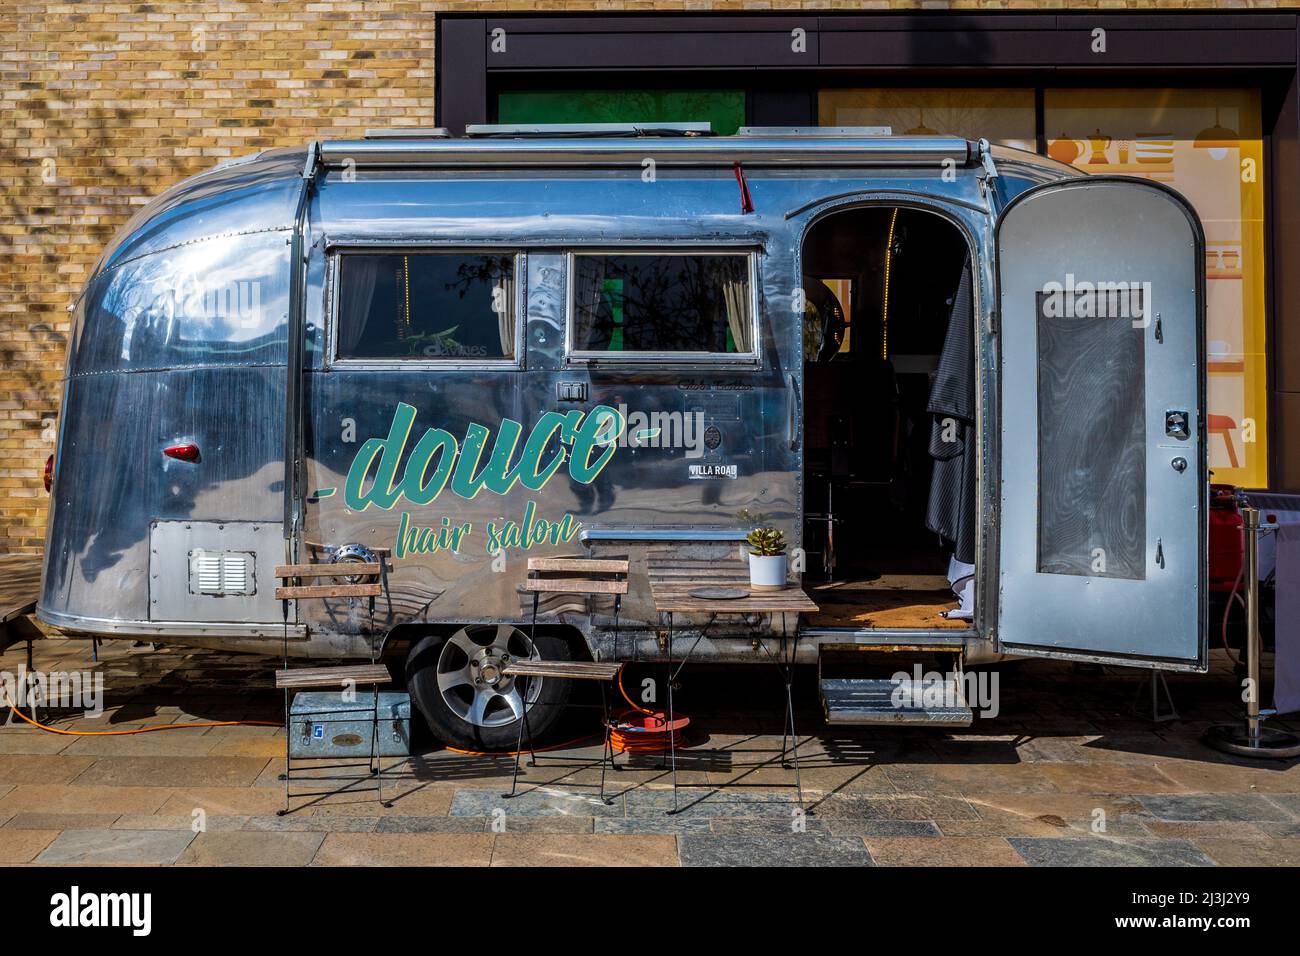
[820,676,974,727]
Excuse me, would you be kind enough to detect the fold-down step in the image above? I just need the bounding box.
[820,676,974,727]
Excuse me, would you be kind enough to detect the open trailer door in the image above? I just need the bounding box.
[994,177,1207,671]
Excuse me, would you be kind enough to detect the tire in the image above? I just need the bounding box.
[406,624,574,752]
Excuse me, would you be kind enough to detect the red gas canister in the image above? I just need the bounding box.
[1208,483,1244,592]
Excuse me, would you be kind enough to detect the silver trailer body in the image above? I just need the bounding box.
[39,133,1208,680]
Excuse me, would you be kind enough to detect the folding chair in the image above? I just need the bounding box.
[503,557,628,805]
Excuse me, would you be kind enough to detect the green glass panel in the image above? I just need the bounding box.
[497,89,746,136]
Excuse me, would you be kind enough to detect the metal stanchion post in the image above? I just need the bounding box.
[1204,500,1300,759]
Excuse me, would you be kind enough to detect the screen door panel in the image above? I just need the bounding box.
[996,178,1205,670]
[1036,295,1146,580]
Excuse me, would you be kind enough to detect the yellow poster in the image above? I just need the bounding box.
[819,88,1036,149]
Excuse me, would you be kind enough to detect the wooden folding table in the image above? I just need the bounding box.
[647,558,818,812]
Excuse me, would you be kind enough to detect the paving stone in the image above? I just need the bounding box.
[206,736,286,758]
[1037,762,1182,794]
[492,833,679,867]
[679,833,874,867]
[1152,758,1300,795]
[1193,838,1300,866]
[375,816,491,834]
[114,814,247,832]
[625,788,801,817]
[0,753,96,785]
[0,784,171,815]
[1255,820,1300,838]
[1264,794,1300,819]
[1008,837,1216,867]
[61,731,220,757]
[478,815,596,834]
[708,815,833,835]
[964,793,1155,833]
[244,814,381,833]
[304,784,453,817]
[0,828,60,863]
[71,755,269,788]
[882,763,1060,795]
[36,828,197,865]
[179,830,324,866]
[820,819,942,837]
[312,832,494,866]
[1140,820,1273,841]
[813,793,979,821]
[595,816,712,834]
[1138,794,1294,822]
[4,812,121,830]
[158,787,291,817]
[865,836,1027,866]
[0,733,74,755]
[450,787,621,817]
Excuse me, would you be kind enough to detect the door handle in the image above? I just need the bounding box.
[787,372,801,451]
[1171,457,1188,473]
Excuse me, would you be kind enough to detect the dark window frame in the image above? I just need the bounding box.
[326,246,525,370]
[564,248,761,366]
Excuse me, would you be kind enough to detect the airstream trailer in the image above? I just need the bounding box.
[40,127,1207,750]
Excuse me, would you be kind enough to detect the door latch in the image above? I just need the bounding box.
[1156,538,1165,569]
[1165,410,1190,440]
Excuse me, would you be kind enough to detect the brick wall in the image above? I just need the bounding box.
[0,0,1293,553]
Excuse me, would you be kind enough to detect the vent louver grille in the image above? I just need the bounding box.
[189,550,255,596]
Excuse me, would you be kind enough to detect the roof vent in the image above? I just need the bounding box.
[736,126,893,137]
[363,128,452,140]
[464,122,713,138]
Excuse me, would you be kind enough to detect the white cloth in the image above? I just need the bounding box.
[943,557,975,621]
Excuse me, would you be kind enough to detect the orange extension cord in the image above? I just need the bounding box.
[607,666,688,754]
[2,695,280,736]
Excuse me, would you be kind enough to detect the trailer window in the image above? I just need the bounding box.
[335,253,515,361]
[570,253,754,358]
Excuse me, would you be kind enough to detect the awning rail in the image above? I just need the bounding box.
[316,136,974,170]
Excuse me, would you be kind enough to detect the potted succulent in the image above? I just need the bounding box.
[747,527,788,591]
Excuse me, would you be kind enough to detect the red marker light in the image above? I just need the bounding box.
[163,443,201,462]
[44,454,54,492]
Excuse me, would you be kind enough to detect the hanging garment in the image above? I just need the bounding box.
[925,258,977,565]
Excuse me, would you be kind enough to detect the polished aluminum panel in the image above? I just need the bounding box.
[150,520,286,623]
[96,148,304,275]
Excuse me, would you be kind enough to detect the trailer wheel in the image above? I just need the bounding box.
[406,625,574,752]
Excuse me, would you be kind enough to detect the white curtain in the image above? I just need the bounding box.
[337,256,383,356]
[722,276,751,353]
[496,275,514,357]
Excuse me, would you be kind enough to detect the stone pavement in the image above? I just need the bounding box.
[1,636,1298,866]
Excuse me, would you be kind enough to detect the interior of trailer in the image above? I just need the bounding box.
[800,205,977,631]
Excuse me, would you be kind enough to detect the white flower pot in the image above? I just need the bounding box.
[748,552,788,591]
